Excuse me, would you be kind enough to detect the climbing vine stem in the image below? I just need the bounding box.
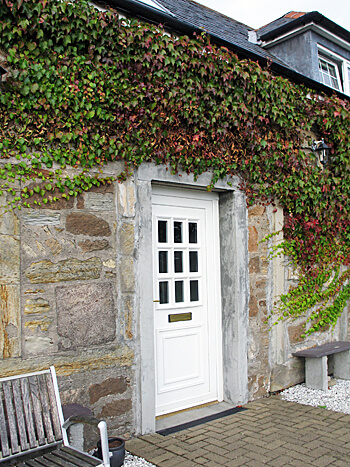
[1,0,350,337]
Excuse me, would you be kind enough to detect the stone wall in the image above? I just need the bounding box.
[0,164,137,445]
[0,186,20,360]
[247,200,349,397]
[247,204,271,399]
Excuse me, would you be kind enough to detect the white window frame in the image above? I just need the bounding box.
[346,64,350,96]
[318,55,342,91]
[318,45,350,95]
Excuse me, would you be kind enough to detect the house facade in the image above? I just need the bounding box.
[1,0,350,441]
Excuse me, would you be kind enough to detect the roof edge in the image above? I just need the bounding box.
[258,11,350,43]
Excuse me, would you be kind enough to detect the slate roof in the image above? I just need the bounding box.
[256,11,307,39]
[154,0,288,66]
[106,0,290,67]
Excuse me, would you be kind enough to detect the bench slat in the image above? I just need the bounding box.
[16,446,101,466]
[29,376,46,446]
[19,460,48,466]
[42,451,78,466]
[13,379,30,452]
[38,375,55,444]
[3,381,19,455]
[0,385,10,457]
[56,446,101,466]
[21,378,38,449]
[45,373,62,441]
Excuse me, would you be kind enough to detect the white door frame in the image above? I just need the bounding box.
[152,186,223,415]
[135,164,249,435]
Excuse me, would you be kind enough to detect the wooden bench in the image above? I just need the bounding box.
[293,341,350,391]
[0,366,110,466]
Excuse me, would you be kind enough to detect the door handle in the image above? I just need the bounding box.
[153,300,160,302]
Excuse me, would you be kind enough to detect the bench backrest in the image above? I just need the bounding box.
[0,367,64,462]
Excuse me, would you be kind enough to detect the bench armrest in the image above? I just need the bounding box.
[62,416,110,467]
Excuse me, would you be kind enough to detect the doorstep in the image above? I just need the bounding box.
[155,401,238,432]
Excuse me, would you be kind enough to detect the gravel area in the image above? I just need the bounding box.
[280,378,350,414]
[124,451,156,467]
[89,449,156,467]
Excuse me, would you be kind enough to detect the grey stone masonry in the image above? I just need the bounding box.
[334,349,350,380]
[306,356,328,391]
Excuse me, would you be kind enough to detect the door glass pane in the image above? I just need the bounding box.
[189,223,197,243]
[174,222,182,243]
[174,251,183,273]
[159,251,168,273]
[190,280,199,302]
[175,281,184,302]
[158,221,167,243]
[159,281,169,304]
[189,251,198,272]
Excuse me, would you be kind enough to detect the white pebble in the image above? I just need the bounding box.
[124,451,156,467]
[280,379,350,414]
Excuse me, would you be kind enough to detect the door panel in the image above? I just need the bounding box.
[157,325,204,389]
[152,187,222,415]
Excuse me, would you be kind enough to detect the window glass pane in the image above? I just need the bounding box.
[175,281,184,302]
[159,281,169,304]
[319,60,327,72]
[189,223,197,243]
[318,57,340,90]
[189,251,198,272]
[158,221,167,243]
[159,251,168,273]
[331,76,339,89]
[323,73,331,87]
[174,251,183,273]
[190,280,199,302]
[174,222,182,243]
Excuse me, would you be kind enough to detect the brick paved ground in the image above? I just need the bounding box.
[126,396,350,466]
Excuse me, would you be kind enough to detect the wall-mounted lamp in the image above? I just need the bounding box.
[0,65,7,86]
[311,138,331,167]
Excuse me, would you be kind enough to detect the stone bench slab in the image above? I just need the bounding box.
[292,341,350,391]
[292,341,350,358]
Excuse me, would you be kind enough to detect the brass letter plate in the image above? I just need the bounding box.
[168,312,192,323]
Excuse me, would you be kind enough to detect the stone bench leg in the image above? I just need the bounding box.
[333,350,350,380]
[68,424,84,452]
[305,356,328,390]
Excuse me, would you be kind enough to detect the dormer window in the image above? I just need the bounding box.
[318,56,341,90]
[317,46,350,95]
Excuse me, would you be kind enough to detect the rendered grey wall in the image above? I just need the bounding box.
[267,31,314,79]
[219,191,249,405]
[313,31,350,61]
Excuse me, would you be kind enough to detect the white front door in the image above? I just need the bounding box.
[152,186,222,416]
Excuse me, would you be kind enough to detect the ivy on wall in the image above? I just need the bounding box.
[1,0,350,337]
